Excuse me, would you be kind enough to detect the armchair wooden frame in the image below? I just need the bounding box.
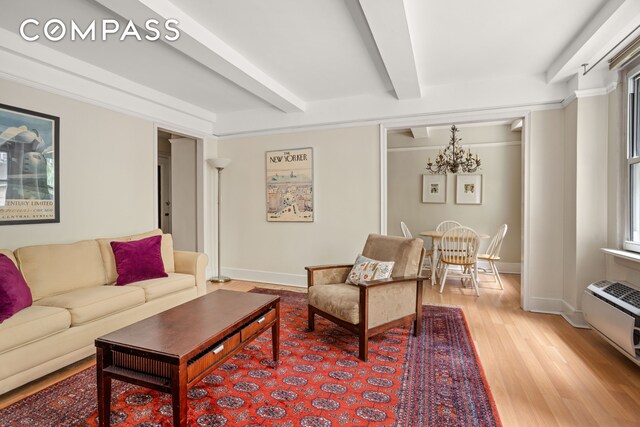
[306,264,425,362]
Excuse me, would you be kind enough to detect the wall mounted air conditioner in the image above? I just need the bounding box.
[583,280,640,366]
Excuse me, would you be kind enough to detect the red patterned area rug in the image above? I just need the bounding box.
[0,289,501,427]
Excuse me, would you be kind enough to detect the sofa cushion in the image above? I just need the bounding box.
[127,273,196,301]
[34,286,145,326]
[15,240,107,301]
[0,254,33,324]
[0,305,70,354]
[98,230,176,284]
[111,235,167,286]
[308,283,359,325]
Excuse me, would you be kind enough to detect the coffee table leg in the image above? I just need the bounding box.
[96,347,112,427]
[272,301,280,362]
[171,364,188,426]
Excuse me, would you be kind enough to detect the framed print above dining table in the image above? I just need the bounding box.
[422,174,446,203]
[456,174,482,205]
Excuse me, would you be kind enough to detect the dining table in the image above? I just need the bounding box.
[419,230,491,285]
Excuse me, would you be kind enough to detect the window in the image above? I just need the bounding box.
[626,69,640,252]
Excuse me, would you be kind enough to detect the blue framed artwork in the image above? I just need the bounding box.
[0,103,60,225]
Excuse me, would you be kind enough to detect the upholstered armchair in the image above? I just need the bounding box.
[305,234,426,361]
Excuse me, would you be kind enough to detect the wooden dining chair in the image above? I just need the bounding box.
[438,226,480,296]
[401,221,432,272]
[432,220,462,279]
[400,221,413,238]
[477,224,508,289]
[436,220,462,233]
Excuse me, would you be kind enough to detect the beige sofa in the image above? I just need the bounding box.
[0,229,208,395]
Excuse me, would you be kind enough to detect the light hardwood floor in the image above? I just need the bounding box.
[1,274,639,426]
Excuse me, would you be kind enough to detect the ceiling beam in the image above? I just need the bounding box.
[358,0,421,99]
[410,127,429,139]
[0,27,216,133]
[546,0,640,84]
[94,0,306,113]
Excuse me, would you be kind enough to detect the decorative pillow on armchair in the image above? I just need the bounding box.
[0,254,33,323]
[110,235,168,286]
[345,254,394,285]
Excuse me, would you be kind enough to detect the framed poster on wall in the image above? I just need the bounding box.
[422,174,446,203]
[456,174,483,205]
[266,147,313,222]
[0,103,60,225]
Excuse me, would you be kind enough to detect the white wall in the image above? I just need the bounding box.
[558,95,608,324]
[170,137,197,251]
[573,96,608,310]
[0,78,156,249]
[217,126,380,286]
[563,101,578,306]
[158,134,171,156]
[387,125,522,266]
[205,137,218,280]
[527,109,566,309]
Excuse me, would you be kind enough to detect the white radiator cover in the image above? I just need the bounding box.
[582,281,640,366]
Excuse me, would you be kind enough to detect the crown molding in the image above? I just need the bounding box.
[575,88,609,98]
[561,84,619,107]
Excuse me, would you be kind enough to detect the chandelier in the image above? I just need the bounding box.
[425,125,481,174]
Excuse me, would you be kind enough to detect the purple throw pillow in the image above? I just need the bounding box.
[110,235,168,286]
[0,253,33,323]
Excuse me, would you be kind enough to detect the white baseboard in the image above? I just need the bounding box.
[561,300,590,329]
[528,297,564,313]
[221,267,307,288]
[526,297,590,329]
[477,261,521,274]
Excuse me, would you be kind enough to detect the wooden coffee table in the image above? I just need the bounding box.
[95,290,280,427]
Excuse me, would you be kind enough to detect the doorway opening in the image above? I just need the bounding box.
[382,118,526,306]
[156,128,202,252]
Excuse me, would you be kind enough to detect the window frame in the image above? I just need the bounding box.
[624,64,640,252]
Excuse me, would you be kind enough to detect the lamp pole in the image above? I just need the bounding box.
[207,158,231,282]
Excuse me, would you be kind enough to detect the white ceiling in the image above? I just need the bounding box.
[406,0,607,85]
[173,0,394,100]
[1,0,639,136]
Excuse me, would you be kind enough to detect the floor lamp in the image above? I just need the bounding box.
[207,158,232,283]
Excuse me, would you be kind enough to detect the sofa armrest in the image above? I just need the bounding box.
[174,251,209,296]
[305,264,353,287]
[359,275,424,335]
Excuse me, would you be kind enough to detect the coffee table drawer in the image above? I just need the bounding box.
[187,331,240,381]
[241,309,276,342]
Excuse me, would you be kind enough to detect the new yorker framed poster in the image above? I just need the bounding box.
[0,103,60,225]
[266,147,313,222]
